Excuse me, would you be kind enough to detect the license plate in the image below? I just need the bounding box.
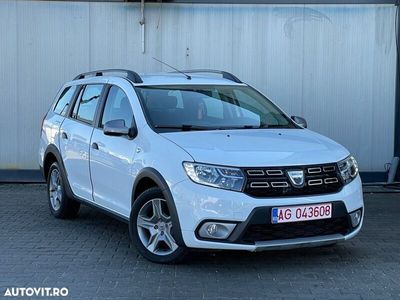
[271,203,332,224]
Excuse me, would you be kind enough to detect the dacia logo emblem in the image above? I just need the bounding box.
[287,170,305,188]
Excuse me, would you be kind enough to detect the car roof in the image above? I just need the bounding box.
[136,73,245,86]
[67,70,246,87]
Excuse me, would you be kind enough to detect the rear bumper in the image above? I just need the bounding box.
[171,175,364,251]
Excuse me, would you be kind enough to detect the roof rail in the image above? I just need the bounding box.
[73,69,143,83]
[178,69,242,83]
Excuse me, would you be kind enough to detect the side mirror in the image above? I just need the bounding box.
[291,116,307,128]
[104,119,136,138]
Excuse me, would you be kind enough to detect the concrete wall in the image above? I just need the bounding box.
[0,1,396,171]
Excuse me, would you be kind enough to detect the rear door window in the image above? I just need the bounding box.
[54,86,77,116]
[72,85,103,125]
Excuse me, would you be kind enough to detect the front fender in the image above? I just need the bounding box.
[132,168,186,247]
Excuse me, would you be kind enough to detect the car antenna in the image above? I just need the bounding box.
[152,57,192,80]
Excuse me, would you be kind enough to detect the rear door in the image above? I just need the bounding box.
[59,84,105,201]
[40,85,79,165]
[89,85,137,217]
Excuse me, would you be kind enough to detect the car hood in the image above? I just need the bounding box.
[161,129,349,167]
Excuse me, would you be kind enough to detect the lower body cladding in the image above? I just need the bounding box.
[171,176,364,251]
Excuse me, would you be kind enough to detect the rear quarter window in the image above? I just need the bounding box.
[54,86,77,116]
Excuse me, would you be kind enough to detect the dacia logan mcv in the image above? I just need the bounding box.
[39,69,363,263]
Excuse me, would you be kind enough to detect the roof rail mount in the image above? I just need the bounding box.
[73,69,143,84]
[176,69,242,83]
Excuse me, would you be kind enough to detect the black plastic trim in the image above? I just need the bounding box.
[194,219,239,242]
[229,201,351,243]
[132,168,186,246]
[93,84,112,129]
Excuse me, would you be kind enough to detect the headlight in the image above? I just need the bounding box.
[338,156,359,184]
[183,162,245,191]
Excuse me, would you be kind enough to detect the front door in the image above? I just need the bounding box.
[89,85,137,217]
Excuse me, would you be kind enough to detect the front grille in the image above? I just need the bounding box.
[241,217,350,243]
[243,163,343,197]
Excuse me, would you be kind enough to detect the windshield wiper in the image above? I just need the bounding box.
[154,124,214,131]
[155,124,291,131]
[260,124,291,128]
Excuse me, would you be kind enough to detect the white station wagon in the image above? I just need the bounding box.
[39,69,363,263]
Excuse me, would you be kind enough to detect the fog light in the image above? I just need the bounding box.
[198,222,236,240]
[350,209,362,227]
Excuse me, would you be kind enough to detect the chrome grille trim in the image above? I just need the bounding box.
[324,177,339,184]
[250,182,270,188]
[308,167,322,174]
[323,166,336,172]
[271,182,289,188]
[308,179,323,186]
[266,170,284,176]
[247,170,265,176]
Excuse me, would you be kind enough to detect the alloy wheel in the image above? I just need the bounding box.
[136,198,178,256]
[49,168,62,211]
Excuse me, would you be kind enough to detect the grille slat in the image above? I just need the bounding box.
[247,170,265,176]
[241,217,350,243]
[308,179,323,186]
[243,163,342,197]
[270,182,289,188]
[266,170,284,176]
[250,182,270,188]
[308,167,322,174]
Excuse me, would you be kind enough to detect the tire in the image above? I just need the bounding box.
[47,162,80,219]
[129,187,189,264]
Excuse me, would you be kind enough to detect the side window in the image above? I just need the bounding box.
[101,86,133,128]
[54,86,77,116]
[73,85,103,125]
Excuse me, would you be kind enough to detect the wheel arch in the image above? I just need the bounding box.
[132,168,186,246]
[43,145,75,199]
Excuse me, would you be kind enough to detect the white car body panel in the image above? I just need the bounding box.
[89,128,136,216]
[161,129,350,167]
[59,118,94,201]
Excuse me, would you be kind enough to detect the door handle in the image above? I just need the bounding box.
[61,132,68,140]
[91,142,99,150]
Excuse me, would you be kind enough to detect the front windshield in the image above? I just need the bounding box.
[135,85,296,132]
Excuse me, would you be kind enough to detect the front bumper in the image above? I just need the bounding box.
[171,175,364,251]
